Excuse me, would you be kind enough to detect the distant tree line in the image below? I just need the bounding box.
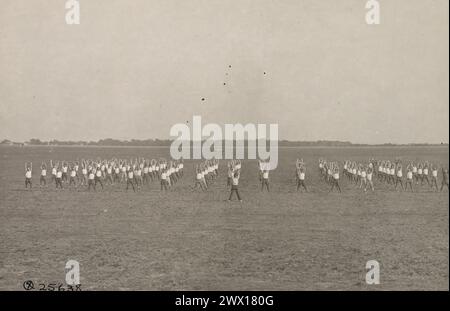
[0,138,447,147]
[20,138,173,146]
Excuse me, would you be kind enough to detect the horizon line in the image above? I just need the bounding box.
[1,138,448,146]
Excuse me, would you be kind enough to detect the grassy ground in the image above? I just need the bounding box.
[0,145,448,290]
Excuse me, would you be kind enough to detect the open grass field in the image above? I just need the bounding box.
[0,145,448,291]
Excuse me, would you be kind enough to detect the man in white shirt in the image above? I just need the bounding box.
[228,170,242,202]
[261,169,270,192]
[95,167,104,190]
[297,166,307,192]
[25,163,32,189]
[126,168,135,192]
[40,162,47,187]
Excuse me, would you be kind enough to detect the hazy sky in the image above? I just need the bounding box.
[0,0,448,144]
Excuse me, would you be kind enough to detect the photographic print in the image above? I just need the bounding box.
[0,0,448,301]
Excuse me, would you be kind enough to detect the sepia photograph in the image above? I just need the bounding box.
[0,0,448,303]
